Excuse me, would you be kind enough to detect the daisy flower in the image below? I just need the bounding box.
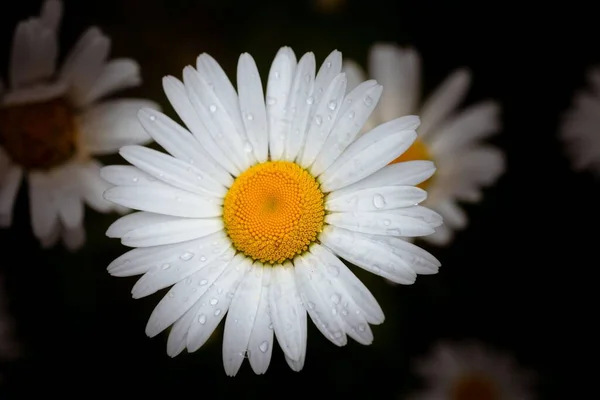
[0,0,159,250]
[409,340,536,400]
[560,67,600,176]
[343,44,505,246]
[102,47,442,375]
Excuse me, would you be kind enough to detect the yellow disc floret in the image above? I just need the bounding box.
[223,161,325,265]
[390,137,434,189]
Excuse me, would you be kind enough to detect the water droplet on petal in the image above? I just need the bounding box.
[383,219,391,226]
[210,298,218,306]
[243,141,253,153]
[330,294,341,304]
[217,287,223,294]
[259,341,269,353]
[266,97,276,105]
[326,61,332,68]
[328,101,337,111]
[364,96,373,106]
[326,264,340,277]
[307,301,315,310]
[306,96,314,105]
[132,177,139,183]
[274,71,280,79]
[341,309,349,316]
[161,263,171,270]
[149,115,156,121]
[200,256,207,262]
[373,194,386,209]
[199,279,208,286]
[348,111,355,119]
[315,115,323,126]
[358,323,366,332]
[198,314,207,324]
[209,104,217,113]
[214,309,221,316]
[185,277,192,285]
[246,113,254,121]
[180,252,194,261]
[334,331,343,338]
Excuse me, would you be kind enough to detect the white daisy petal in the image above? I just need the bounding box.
[325,185,427,212]
[107,231,228,277]
[320,226,417,284]
[59,27,110,106]
[76,159,116,213]
[62,224,85,252]
[297,73,347,168]
[269,263,306,361]
[144,247,235,337]
[137,108,233,188]
[183,67,255,172]
[418,68,471,139]
[283,52,316,162]
[77,58,141,107]
[310,80,383,176]
[106,211,176,238]
[40,220,60,249]
[9,18,57,89]
[55,169,84,229]
[40,0,63,32]
[300,251,374,345]
[0,165,23,227]
[78,99,158,154]
[319,117,419,192]
[186,255,252,352]
[167,298,203,357]
[311,50,343,116]
[266,47,297,161]
[103,184,222,218]
[284,308,307,370]
[326,210,435,237]
[121,218,223,248]
[162,76,240,176]
[248,267,274,375]
[196,53,246,137]
[119,145,226,198]
[222,264,263,377]
[237,54,269,163]
[370,236,440,275]
[368,44,421,119]
[328,161,435,201]
[28,171,59,240]
[309,244,384,324]
[100,165,157,187]
[131,236,232,299]
[390,205,443,226]
[435,200,467,230]
[1,81,68,106]
[341,60,366,93]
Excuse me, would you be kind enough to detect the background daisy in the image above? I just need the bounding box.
[560,67,600,176]
[0,0,159,250]
[409,340,536,400]
[102,47,442,375]
[343,44,505,246]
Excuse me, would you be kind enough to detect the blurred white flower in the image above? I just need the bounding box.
[344,44,505,246]
[0,0,160,250]
[560,67,600,176]
[409,340,536,400]
[103,47,442,375]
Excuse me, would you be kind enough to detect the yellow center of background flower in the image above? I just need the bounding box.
[389,137,433,189]
[223,161,325,265]
[0,99,77,170]
[450,374,500,400]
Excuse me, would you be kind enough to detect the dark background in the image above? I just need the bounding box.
[0,0,592,397]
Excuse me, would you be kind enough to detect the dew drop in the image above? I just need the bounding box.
[332,308,338,316]
[199,279,208,286]
[266,97,276,105]
[306,96,314,105]
[358,323,366,332]
[334,331,343,338]
[243,141,253,153]
[217,287,223,294]
[326,61,332,68]
[198,314,207,324]
[364,96,373,106]
[328,101,337,111]
[200,256,207,262]
[209,104,217,113]
[132,177,139,183]
[185,277,192,285]
[268,323,273,330]
[383,219,391,226]
[315,115,323,126]
[246,113,254,121]
[341,309,349,316]
[274,71,280,79]
[330,294,341,304]
[348,111,355,119]
[210,298,219,306]
[149,115,156,121]
[161,263,171,270]
[373,194,386,209]
[180,252,194,261]
[307,301,316,310]
[326,264,340,277]
[214,309,221,316]
[259,341,269,353]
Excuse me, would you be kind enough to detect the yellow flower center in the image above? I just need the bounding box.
[0,98,77,170]
[223,161,325,265]
[450,374,500,400]
[389,137,433,189]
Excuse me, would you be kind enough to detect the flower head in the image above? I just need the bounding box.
[343,44,505,246]
[409,340,536,400]
[560,67,600,176]
[103,47,442,375]
[0,0,159,250]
